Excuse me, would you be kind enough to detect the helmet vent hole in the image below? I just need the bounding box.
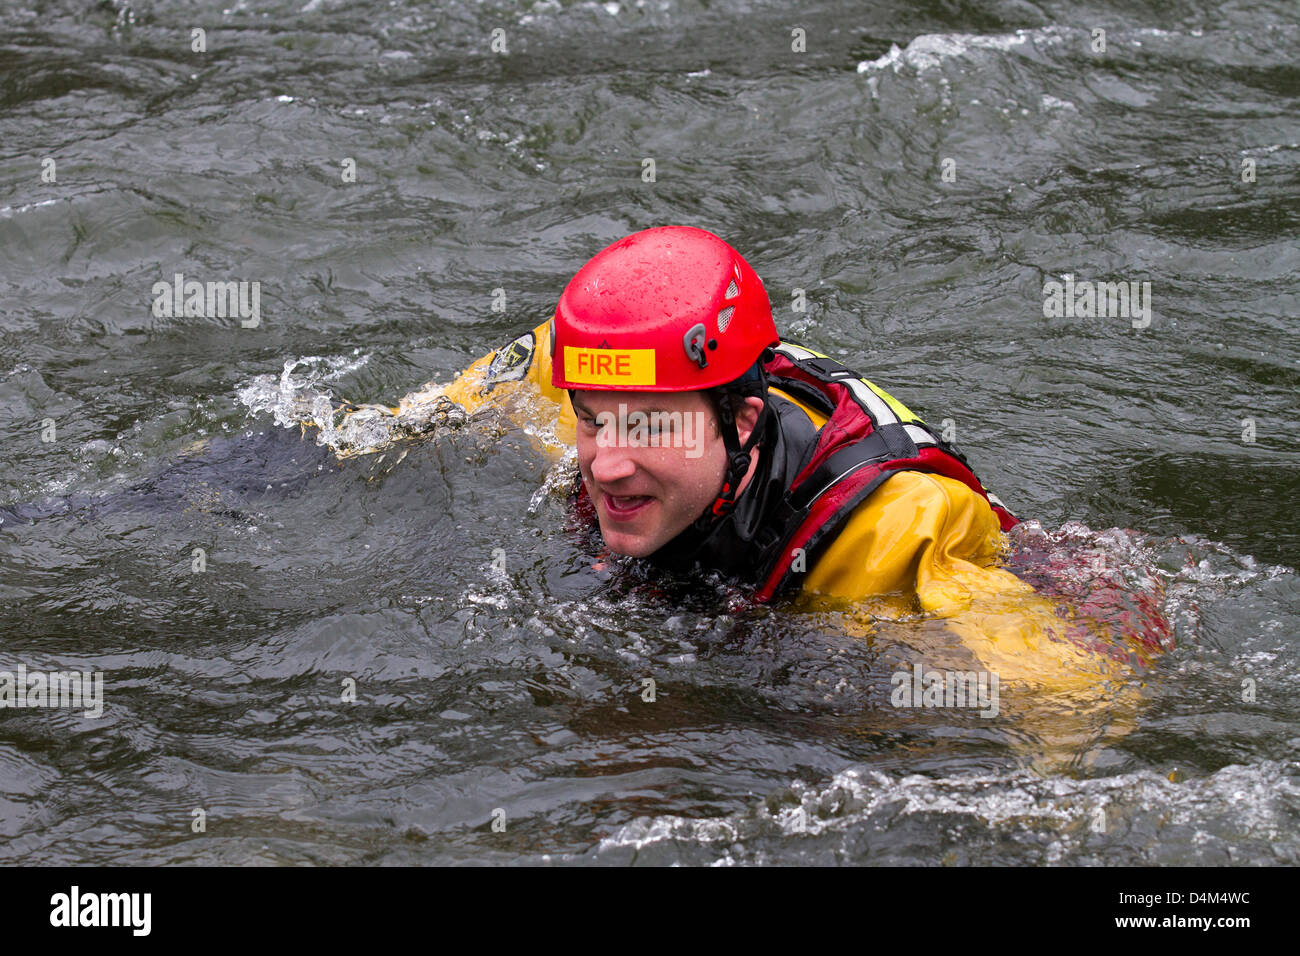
[725,280,739,299]
[716,306,734,332]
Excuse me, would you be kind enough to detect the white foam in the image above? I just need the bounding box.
[595,759,1300,858]
[0,198,59,219]
[1041,94,1077,111]
[856,29,1050,75]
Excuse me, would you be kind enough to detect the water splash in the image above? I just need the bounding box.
[528,446,578,515]
[856,28,1058,75]
[591,758,1300,864]
[235,353,469,459]
[1003,519,1293,658]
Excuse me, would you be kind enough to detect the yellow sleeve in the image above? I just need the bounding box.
[801,471,1001,608]
[413,318,575,447]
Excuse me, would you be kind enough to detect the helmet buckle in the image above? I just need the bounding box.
[683,323,709,369]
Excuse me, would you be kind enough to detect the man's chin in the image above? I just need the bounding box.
[598,526,661,559]
[594,496,663,558]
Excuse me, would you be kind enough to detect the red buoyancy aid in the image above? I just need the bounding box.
[748,343,1018,603]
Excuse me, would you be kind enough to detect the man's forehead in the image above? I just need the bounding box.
[571,389,707,413]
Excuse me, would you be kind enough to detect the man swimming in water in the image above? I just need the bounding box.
[445,225,1017,602]
[2,226,1169,705]
[425,226,1170,697]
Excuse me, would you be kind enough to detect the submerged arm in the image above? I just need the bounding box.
[804,471,1167,770]
[804,471,1164,687]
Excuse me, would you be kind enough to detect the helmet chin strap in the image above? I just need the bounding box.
[698,390,766,527]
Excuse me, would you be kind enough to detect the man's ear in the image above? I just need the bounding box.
[735,396,765,445]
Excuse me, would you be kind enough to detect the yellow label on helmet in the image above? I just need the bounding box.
[563,347,656,386]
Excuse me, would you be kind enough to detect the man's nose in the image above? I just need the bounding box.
[588,436,637,485]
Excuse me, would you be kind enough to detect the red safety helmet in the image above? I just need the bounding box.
[550,226,778,392]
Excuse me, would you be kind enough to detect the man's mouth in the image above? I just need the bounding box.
[601,492,654,520]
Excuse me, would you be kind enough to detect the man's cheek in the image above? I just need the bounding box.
[574,449,594,484]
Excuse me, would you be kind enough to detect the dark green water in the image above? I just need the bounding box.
[1,0,1297,864]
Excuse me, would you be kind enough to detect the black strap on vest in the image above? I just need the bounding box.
[746,421,920,560]
[791,422,919,510]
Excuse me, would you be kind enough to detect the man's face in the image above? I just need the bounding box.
[571,389,726,558]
